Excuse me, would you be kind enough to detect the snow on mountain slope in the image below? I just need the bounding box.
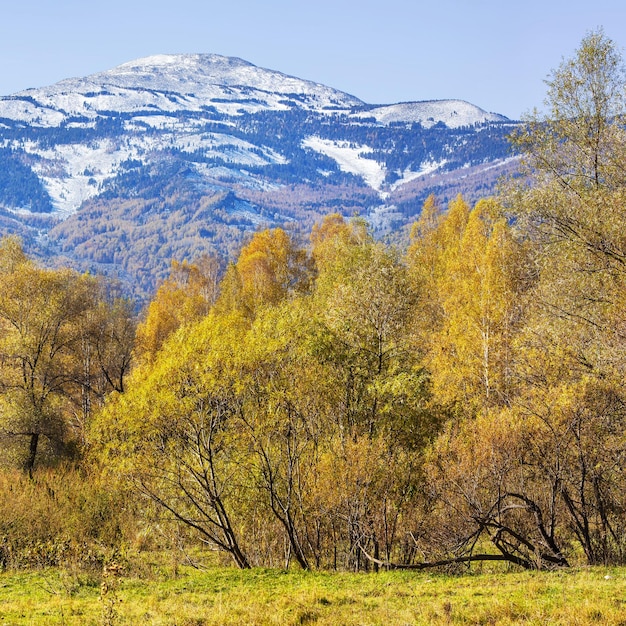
[0,54,518,299]
[0,56,510,130]
[354,100,508,128]
[389,160,448,190]
[0,54,364,126]
[26,139,130,217]
[0,97,66,126]
[302,135,450,197]
[107,54,362,105]
[21,129,288,216]
[302,137,386,191]
[0,53,513,219]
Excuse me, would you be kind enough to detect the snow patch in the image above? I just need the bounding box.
[479,155,521,172]
[367,203,403,232]
[302,136,386,191]
[302,136,450,195]
[27,139,139,217]
[194,164,283,191]
[390,160,447,191]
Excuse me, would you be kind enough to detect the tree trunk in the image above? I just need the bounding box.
[24,432,39,477]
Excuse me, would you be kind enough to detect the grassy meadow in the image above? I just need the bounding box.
[2,564,626,625]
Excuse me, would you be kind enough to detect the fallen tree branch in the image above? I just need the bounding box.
[357,543,526,570]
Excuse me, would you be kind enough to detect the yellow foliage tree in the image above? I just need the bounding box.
[135,255,221,360]
[217,228,312,316]
[0,239,135,472]
[429,199,528,409]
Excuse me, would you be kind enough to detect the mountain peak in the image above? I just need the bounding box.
[94,52,363,107]
[356,100,509,129]
[3,53,363,124]
[105,53,257,81]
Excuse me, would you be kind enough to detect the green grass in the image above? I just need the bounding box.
[2,564,626,625]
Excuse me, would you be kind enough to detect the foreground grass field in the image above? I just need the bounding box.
[2,564,626,625]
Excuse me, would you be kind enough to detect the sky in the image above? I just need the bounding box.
[3,0,626,120]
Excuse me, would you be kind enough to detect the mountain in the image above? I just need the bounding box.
[0,54,518,299]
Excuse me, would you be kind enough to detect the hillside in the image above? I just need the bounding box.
[0,54,518,298]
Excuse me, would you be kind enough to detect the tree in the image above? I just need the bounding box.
[508,30,626,364]
[216,228,312,317]
[406,194,469,351]
[235,300,327,570]
[407,196,528,413]
[310,213,369,273]
[512,29,626,195]
[418,31,626,571]
[0,265,91,471]
[135,255,221,360]
[424,372,626,569]
[424,405,570,570]
[95,311,253,569]
[313,230,430,442]
[71,285,136,445]
[309,227,435,569]
[432,199,528,410]
[0,240,136,472]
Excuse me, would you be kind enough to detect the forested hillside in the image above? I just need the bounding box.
[1,31,625,574]
[0,53,514,299]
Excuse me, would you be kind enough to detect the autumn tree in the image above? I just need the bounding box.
[309,219,436,568]
[311,219,430,441]
[406,194,469,352]
[135,254,221,360]
[419,31,626,571]
[217,228,312,317]
[424,370,626,569]
[508,29,626,378]
[69,281,136,446]
[0,239,136,473]
[310,213,369,272]
[234,300,330,569]
[436,199,528,409]
[511,28,626,196]
[94,213,445,571]
[424,404,571,570]
[407,195,529,414]
[95,311,253,568]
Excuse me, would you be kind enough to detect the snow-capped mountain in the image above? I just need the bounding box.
[0,54,518,298]
[0,54,364,126]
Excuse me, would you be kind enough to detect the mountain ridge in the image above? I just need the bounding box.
[0,54,518,298]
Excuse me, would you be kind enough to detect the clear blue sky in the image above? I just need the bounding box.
[4,0,626,119]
